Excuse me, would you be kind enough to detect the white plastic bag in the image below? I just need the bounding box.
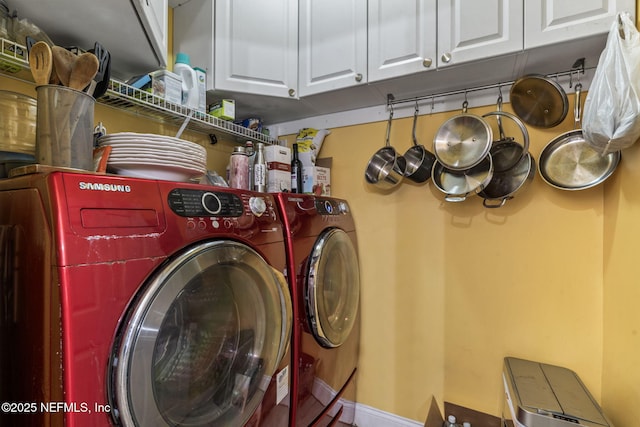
[583,12,640,155]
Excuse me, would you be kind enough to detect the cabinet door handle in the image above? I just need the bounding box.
[355,73,363,82]
[288,88,296,97]
[423,58,433,68]
[441,53,452,63]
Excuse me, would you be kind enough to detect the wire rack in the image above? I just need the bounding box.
[0,37,277,145]
[101,80,278,145]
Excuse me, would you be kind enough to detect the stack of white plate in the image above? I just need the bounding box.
[98,132,207,182]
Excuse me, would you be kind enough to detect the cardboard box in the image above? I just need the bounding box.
[265,144,291,192]
[209,99,235,121]
[302,157,331,196]
[151,70,182,105]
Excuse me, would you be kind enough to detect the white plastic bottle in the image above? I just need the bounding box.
[443,415,459,427]
[173,52,199,110]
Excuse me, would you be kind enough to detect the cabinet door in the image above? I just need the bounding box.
[133,0,168,68]
[10,0,168,79]
[524,0,636,49]
[368,0,437,82]
[437,0,523,68]
[215,0,298,98]
[298,0,367,97]
[173,0,215,91]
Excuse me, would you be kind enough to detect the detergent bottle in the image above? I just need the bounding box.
[173,52,199,110]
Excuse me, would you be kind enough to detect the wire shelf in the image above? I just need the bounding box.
[0,38,277,145]
[101,80,278,145]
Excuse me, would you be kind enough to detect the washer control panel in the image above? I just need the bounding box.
[315,198,349,215]
[168,188,244,217]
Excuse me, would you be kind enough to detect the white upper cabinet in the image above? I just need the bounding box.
[215,0,298,98]
[11,0,168,80]
[525,0,636,48]
[437,0,524,68]
[368,0,437,82]
[133,0,168,69]
[298,0,367,96]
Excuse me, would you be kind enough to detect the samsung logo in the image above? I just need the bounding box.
[79,182,132,193]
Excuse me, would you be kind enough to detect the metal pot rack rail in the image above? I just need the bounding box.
[386,58,589,110]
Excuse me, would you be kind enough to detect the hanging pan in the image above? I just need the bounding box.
[478,110,534,208]
[510,74,569,128]
[433,99,492,170]
[432,154,494,203]
[483,95,529,172]
[538,83,621,190]
[365,108,406,190]
[403,103,436,183]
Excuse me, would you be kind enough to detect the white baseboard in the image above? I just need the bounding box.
[353,403,424,427]
[311,377,423,426]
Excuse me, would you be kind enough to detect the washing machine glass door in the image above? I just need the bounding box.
[305,227,360,348]
[111,240,290,427]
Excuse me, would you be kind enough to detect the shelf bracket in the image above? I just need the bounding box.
[175,110,194,139]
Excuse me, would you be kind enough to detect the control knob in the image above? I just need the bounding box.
[202,192,222,215]
[249,196,267,217]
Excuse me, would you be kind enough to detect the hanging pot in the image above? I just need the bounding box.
[433,100,493,170]
[538,83,621,190]
[483,97,530,172]
[432,154,493,202]
[365,108,406,190]
[478,152,535,208]
[510,74,569,128]
[403,104,436,183]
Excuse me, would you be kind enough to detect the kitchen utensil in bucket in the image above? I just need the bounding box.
[433,99,492,170]
[510,74,568,128]
[538,83,620,190]
[365,108,406,190]
[403,103,436,183]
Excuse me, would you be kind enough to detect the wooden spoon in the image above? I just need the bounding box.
[51,46,76,87]
[68,52,99,91]
[28,41,52,86]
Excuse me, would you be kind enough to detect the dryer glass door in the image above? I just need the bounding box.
[111,240,290,427]
[305,227,360,348]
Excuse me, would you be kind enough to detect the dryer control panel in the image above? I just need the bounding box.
[315,198,349,216]
[168,188,244,217]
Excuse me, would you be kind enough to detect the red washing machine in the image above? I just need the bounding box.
[0,171,293,427]
[275,194,360,427]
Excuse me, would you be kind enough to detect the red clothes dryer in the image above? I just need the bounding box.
[0,171,292,427]
[275,194,361,427]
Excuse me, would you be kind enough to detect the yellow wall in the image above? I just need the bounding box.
[599,7,640,426]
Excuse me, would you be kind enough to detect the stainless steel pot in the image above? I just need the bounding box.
[432,154,493,202]
[433,100,492,170]
[538,83,621,190]
[403,105,436,183]
[365,109,406,190]
[483,98,530,172]
[478,152,535,208]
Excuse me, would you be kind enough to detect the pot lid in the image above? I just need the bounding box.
[510,75,568,128]
[433,112,492,170]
